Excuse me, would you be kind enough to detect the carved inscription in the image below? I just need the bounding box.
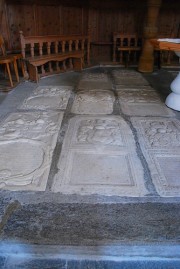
[77,119,123,145]
[0,112,61,142]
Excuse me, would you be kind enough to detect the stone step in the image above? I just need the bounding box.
[1,194,180,245]
[0,243,180,268]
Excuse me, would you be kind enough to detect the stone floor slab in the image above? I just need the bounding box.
[131,117,180,150]
[0,111,64,191]
[120,102,174,116]
[131,117,180,197]
[112,69,145,78]
[143,151,180,197]
[59,115,135,148]
[78,72,112,90]
[52,116,147,196]
[20,86,72,110]
[71,90,115,114]
[81,73,109,81]
[112,70,149,86]
[118,90,161,103]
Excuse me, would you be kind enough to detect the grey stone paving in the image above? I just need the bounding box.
[0,67,180,261]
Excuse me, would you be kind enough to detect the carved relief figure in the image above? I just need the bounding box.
[143,120,180,147]
[0,112,60,141]
[77,119,123,145]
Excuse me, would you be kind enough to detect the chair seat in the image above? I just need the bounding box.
[0,55,19,87]
[8,53,23,60]
[0,55,14,63]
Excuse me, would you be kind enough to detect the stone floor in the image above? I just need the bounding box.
[0,67,180,268]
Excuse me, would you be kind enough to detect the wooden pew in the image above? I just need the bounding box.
[113,33,142,66]
[19,31,90,82]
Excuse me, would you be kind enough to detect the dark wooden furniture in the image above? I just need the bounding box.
[19,31,90,82]
[0,35,20,88]
[113,33,142,66]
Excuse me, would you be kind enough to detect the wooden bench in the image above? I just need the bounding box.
[113,33,142,66]
[19,31,90,82]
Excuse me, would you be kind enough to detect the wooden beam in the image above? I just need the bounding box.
[138,0,162,72]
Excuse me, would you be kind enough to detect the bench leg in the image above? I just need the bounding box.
[73,58,82,71]
[28,63,39,82]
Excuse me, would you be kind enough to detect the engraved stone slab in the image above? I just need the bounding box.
[0,111,63,144]
[131,117,180,196]
[120,103,174,116]
[143,152,180,197]
[0,140,49,190]
[52,116,147,196]
[71,90,115,114]
[131,118,180,149]
[78,72,112,90]
[0,111,64,191]
[118,90,161,103]
[61,116,133,148]
[20,86,72,110]
[112,70,149,86]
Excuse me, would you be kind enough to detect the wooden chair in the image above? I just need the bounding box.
[0,55,19,87]
[113,33,142,66]
[0,35,25,87]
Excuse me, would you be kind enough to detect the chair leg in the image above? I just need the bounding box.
[13,60,19,82]
[6,63,13,87]
[20,59,26,78]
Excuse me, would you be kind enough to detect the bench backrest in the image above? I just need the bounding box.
[19,31,90,64]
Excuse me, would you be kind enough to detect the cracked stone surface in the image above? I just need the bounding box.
[52,116,147,196]
[0,111,64,191]
[132,117,180,196]
[20,86,72,110]
[71,90,115,114]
